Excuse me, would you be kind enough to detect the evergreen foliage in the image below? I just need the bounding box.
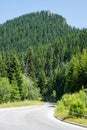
[0,11,87,103]
[11,81,21,101]
[0,11,72,54]
[65,49,87,93]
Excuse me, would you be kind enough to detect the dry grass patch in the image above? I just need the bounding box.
[0,100,44,108]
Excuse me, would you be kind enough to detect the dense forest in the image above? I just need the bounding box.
[0,10,87,103]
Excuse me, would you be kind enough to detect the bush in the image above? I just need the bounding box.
[62,94,73,109]
[0,77,11,103]
[56,100,65,112]
[28,87,40,100]
[55,100,67,118]
[61,93,78,109]
[69,99,86,117]
[79,90,87,107]
[22,75,41,100]
[55,90,87,118]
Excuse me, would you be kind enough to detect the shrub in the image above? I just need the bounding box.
[61,94,77,109]
[55,90,87,118]
[22,75,40,100]
[79,89,87,107]
[0,77,11,103]
[28,87,40,100]
[56,100,65,112]
[69,99,86,117]
[55,100,66,117]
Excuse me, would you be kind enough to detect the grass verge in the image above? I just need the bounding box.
[0,100,44,108]
[55,107,87,127]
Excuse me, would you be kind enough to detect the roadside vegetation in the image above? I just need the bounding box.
[55,89,87,126]
[0,100,43,108]
[0,11,87,127]
[0,74,40,103]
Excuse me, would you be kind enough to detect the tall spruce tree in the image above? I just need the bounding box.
[11,80,21,101]
[0,54,7,77]
[44,47,53,78]
[24,47,35,78]
[7,53,23,97]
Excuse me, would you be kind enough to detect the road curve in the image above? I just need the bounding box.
[0,103,86,130]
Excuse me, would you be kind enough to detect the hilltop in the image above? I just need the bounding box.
[0,10,72,53]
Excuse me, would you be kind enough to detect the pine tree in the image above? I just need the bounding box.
[0,54,7,77]
[24,47,35,78]
[11,80,21,101]
[37,69,47,95]
[44,47,53,77]
[7,53,23,97]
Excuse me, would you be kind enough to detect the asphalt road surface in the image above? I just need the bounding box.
[0,103,86,130]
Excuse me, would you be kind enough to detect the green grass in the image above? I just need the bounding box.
[66,117,87,127]
[0,100,44,108]
[55,107,87,127]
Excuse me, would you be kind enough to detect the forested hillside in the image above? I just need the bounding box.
[0,11,87,102]
[0,10,72,53]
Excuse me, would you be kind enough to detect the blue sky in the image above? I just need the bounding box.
[0,0,87,28]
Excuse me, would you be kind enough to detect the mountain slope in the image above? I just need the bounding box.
[1,11,87,101]
[0,10,72,53]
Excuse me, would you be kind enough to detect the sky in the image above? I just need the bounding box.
[0,0,87,29]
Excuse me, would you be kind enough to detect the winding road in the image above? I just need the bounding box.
[0,103,86,130]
